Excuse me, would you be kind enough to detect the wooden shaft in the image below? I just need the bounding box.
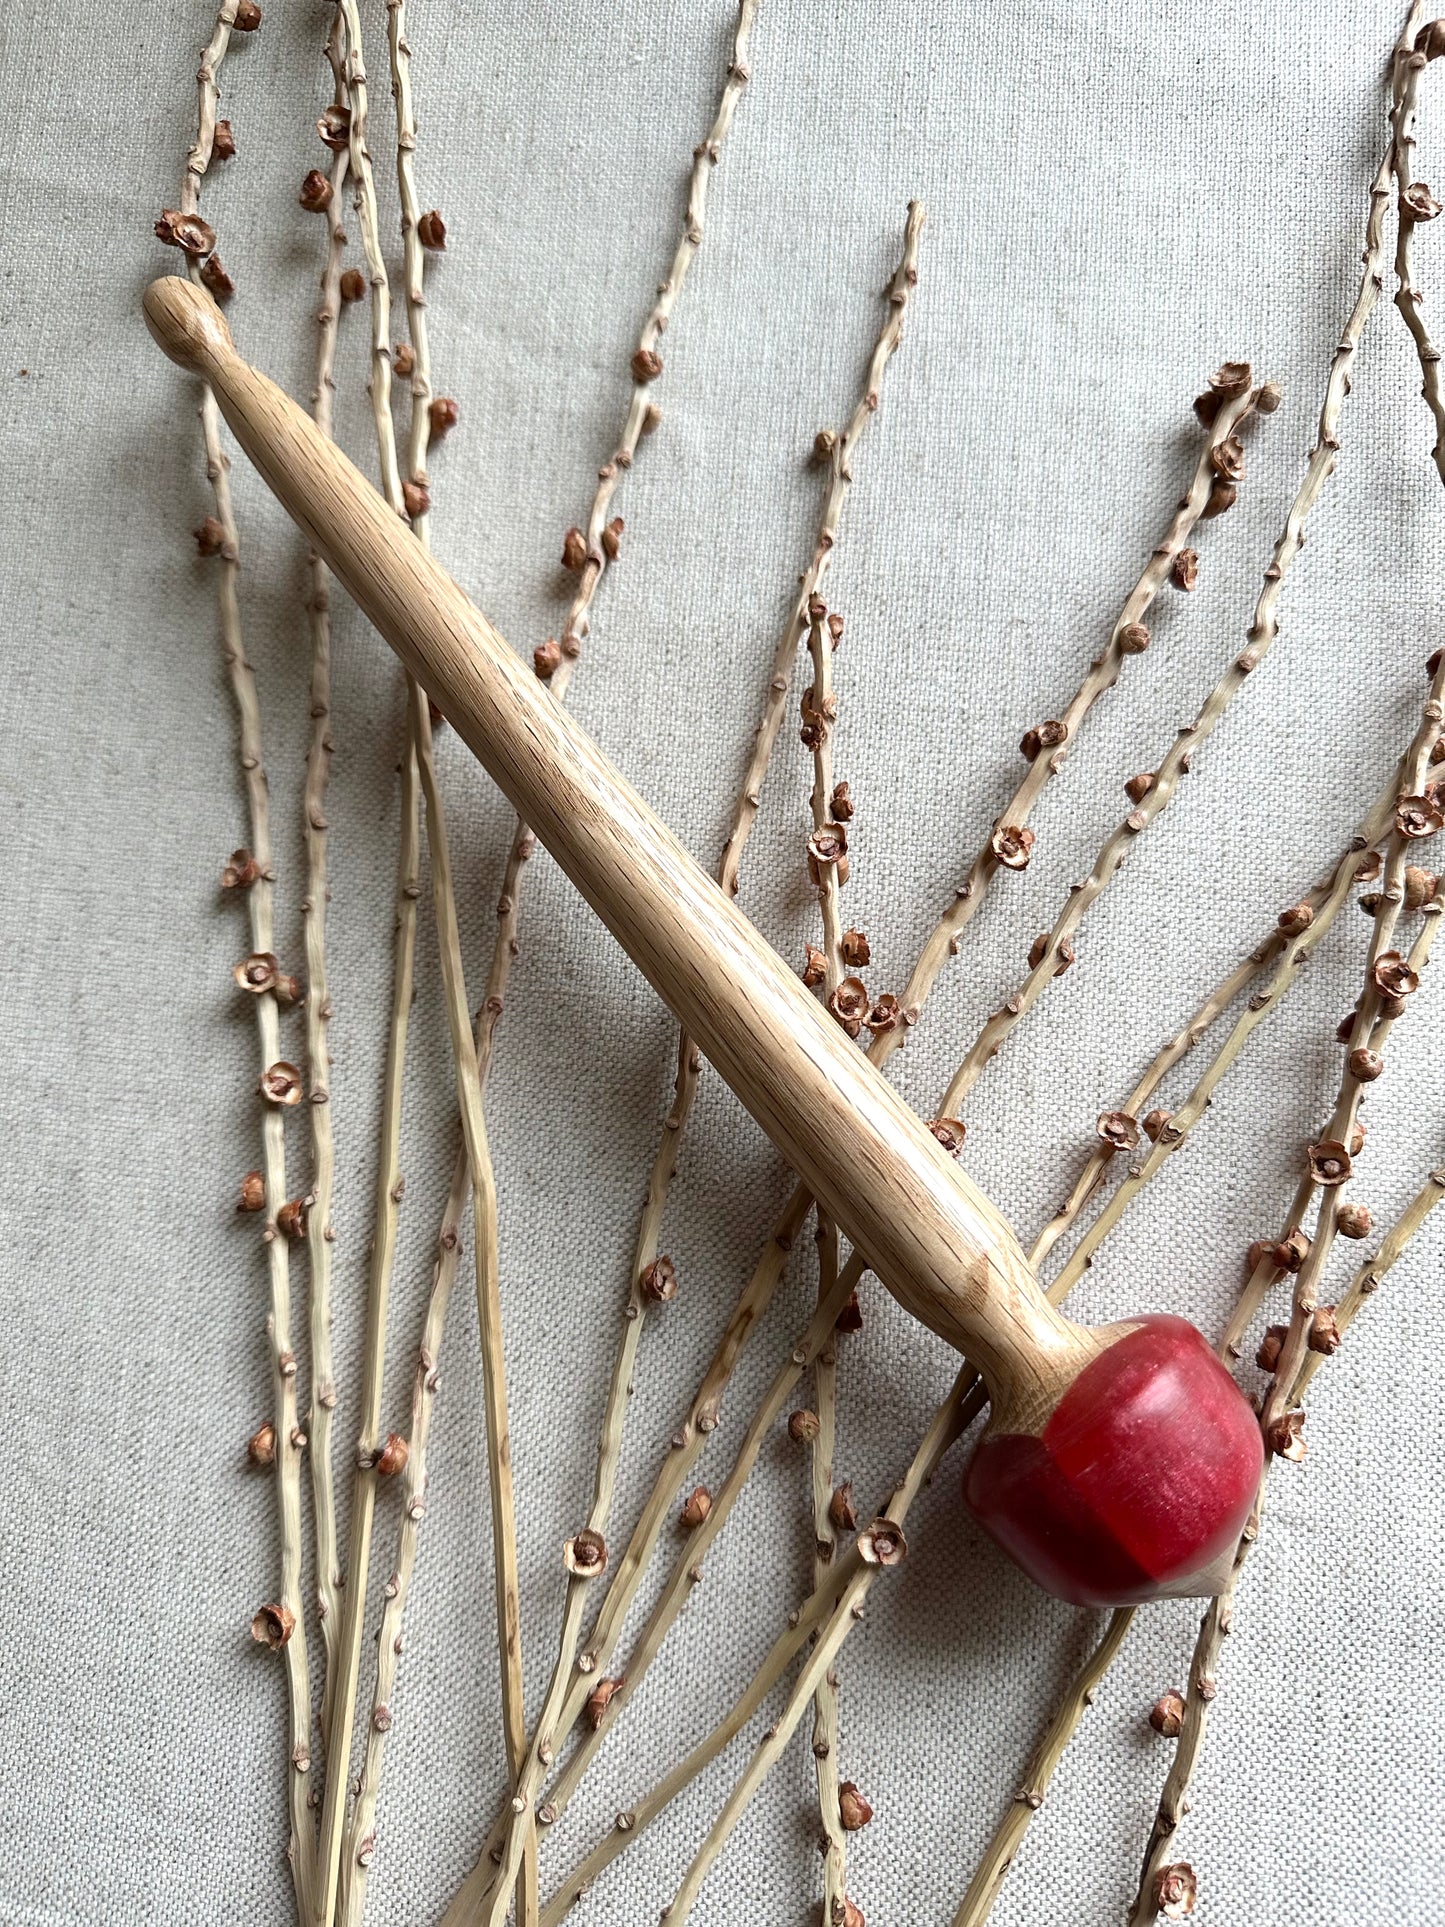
[145,276,1101,1430]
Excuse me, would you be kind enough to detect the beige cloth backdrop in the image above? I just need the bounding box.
[1,2,1442,1922]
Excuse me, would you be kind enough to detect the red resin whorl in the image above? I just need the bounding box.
[964,1315,1263,1607]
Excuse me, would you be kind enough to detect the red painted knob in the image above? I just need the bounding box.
[963,1315,1263,1606]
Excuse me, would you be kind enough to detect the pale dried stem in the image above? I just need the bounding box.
[804,606,846,1920]
[1393,43,1445,484]
[960,39,1434,1900]
[322,2,532,1921]
[439,23,761,1918]
[950,1608,1133,1927]
[941,387,1290,1118]
[303,23,351,1736]
[316,730,419,1927]
[887,385,1259,1047]
[809,1217,846,1927]
[473,333,1273,1892]
[441,187,919,1927]
[1258,659,1445,1439]
[1292,1160,1445,1403]
[180,4,313,1911]
[311,3,427,1913]
[541,1376,977,1922]
[806,606,846,989]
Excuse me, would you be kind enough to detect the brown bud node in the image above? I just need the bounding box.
[251,1601,295,1649]
[1142,1108,1172,1142]
[237,1169,266,1213]
[393,341,415,378]
[247,1420,276,1468]
[640,1255,679,1304]
[1277,900,1314,936]
[563,1528,608,1576]
[299,168,333,212]
[1396,794,1444,841]
[1028,932,1074,975]
[1209,435,1246,482]
[1208,361,1252,397]
[1096,1110,1140,1151]
[927,1116,967,1157]
[260,1061,303,1107]
[788,1408,821,1443]
[1405,864,1438,909]
[532,639,562,681]
[1266,1409,1307,1462]
[584,1676,624,1729]
[679,1485,712,1530]
[1348,1046,1383,1083]
[1149,1690,1186,1738]
[200,255,234,303]
[155,209,216,256]
[277,1197,309,1244]
[1372,950,1420,1000]
[1274,1226,1311,1273]
[864,993,900,1035]
[234,0,262,28]
[801,944,827,988]
[373,1432,409,1477]
[829,1482,858,1532]
[1118,622,1151,654]
[1171,549,1199,592]
[1255,1324,1288,1373]
[838,1782,873,1831]
[339,267,366,303]
[1307,1139,1353,1187]
[827,977,870,1039]
[1019,718,1068,759]
[1123,770,1155,803]
[560,526,587,571]
[857,1518,906,1567]
[1337,1201,1373,1240]
[416,208,447,250]
[1152,1861,1198,1919]
[1403,180,1443,222]
[213,119,236,161]
[991,823,1036,870]
[834,1290,864,1333]
[630,345,663,383]
[427,396,460,441]
[1307,1305,1341,1355]
[840,927,870,968]
[1245,1238,1277,1276]
[234,951,280,994]
[194,515,226,557]
[1205,470,1248,532]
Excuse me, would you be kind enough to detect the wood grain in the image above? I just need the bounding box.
[144,273,1114,1434]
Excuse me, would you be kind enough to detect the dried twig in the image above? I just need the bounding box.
[540,1376,976,1923]
[165,4,314,1911]
[313,4,534,1923]
[301,12,352,1735]
[526,351,1257,1771]
[803,597,849,1922]
[1393,33,1445,484]
[314,7,428,1922]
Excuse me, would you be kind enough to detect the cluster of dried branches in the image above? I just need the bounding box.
[157,4,1445,1925]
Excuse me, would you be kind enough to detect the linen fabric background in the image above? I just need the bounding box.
[2,2,1443,1921]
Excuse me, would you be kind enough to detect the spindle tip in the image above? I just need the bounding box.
[143,275,233,374]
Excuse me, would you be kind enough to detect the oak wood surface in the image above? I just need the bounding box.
[144,274,1115,1434]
